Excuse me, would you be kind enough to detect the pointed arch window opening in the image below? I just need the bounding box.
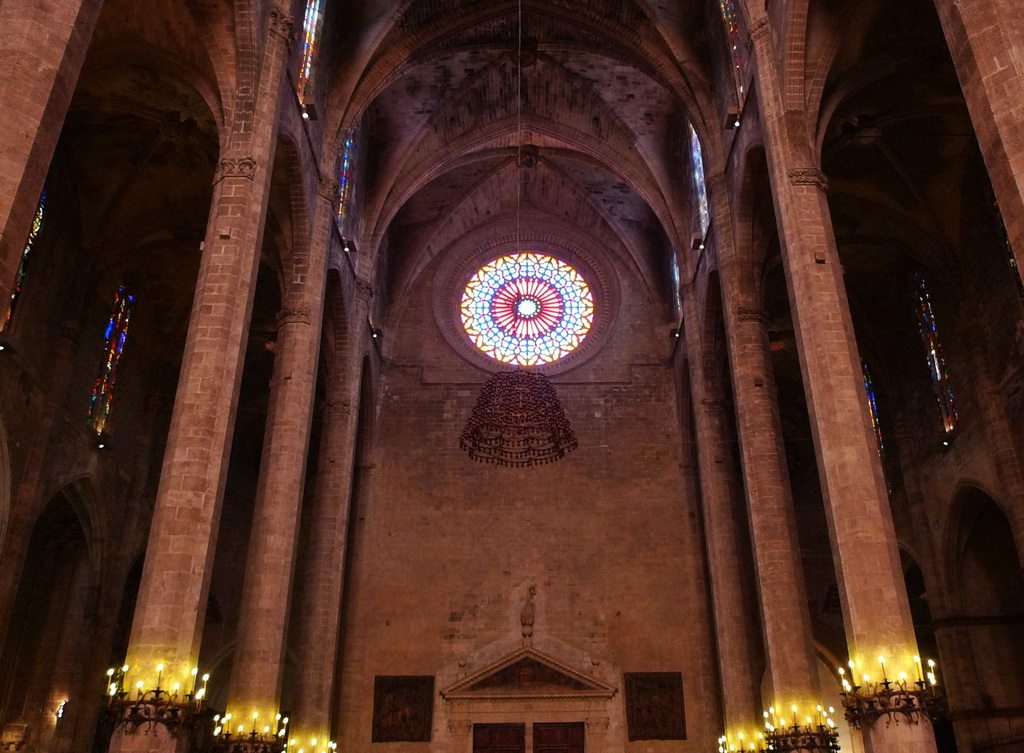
[297,0,323,106]
[88,282,135,437]
[670,249,682,320]
[912,273,957,435]
[717,0,746,110]
[689,123,710,240]
[337,127,358,238]
[3,189,47,332]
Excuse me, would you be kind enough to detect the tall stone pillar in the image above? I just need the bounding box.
[0,0,104,309]
[289,283,370,749]
[679,289,761,744]
[226,175,336,721]
[708,173,820,716]
[749,16,936,753]
[109,10,293,752]
[931,0,1024,274]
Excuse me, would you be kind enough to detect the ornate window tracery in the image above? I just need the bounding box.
[461,253,594,366]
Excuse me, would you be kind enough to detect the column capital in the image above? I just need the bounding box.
[748,15,771,44]
[214,155,257,184]
[788,168,830,194]
[735,306,766,323]
[269,7,296,43]
[355,278,373,304]
[318,176,340,203]
[277,307,313,327]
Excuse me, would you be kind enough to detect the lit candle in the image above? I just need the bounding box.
[878,655,888,682]
[190,667,199,697]
[156,664,164,689]
[913,655,924,683]
[136,681,144,699]
[172,683,180,700]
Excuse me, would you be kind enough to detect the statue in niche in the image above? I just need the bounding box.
[520,585,536,639]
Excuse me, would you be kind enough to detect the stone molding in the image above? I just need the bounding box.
[736,306,766,323]
[214,156,257,184]
[788,167,829,194]
[277,307,313,327]
[318,176,340,203]
[749,15,771,43]
[355,278,374,304]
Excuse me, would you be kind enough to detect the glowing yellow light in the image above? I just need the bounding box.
[107,668,115,677]
[156,664,164,672]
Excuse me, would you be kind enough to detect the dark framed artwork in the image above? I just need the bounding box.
[623,672,686,741]
[372,675,435,743]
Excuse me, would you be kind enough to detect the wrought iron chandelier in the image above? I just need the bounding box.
[460,370,578,466]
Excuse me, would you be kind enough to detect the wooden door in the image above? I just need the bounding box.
[473,724,526,753]
[533,723,585,753]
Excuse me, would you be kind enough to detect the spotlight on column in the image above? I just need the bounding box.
[95,431,110,450]
[725,111,741,129]
[690,232,705,252]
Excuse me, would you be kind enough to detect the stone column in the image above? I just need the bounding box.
[110,10,293,752]
[708,173,820,713]
[749,16,936,753]
[289,283,370,748]
[932,0,1024,274]
[226,175,336,720]
[679,291,761,741]
[0,0,104,308]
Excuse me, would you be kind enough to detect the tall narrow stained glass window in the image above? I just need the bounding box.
[3,190,47,332]
[912,273,957,434]
[88,283,135,436]
[862,360,885,459]
[717,0,745,109]
[670,250,682,319]
[689,123,710,238]
[337,127,358,234]
[297,0,323,104]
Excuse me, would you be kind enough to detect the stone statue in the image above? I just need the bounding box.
[520,585,537,638]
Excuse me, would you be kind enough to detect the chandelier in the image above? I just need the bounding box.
[460,370,577,467]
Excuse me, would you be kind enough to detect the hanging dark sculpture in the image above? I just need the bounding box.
[460,370,578,467]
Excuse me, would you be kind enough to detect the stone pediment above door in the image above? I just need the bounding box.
[441,648,616,701]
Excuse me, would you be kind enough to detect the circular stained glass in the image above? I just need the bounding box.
[461,253,595,366]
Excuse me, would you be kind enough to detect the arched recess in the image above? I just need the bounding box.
[0,413,11,557]
[0,486,97,751]
[951,486,1024,712]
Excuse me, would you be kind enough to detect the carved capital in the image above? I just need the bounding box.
[277,307,313,327]
[788,167,829,194]
[355,278,374,304]
[269,7,296,43]
[736,306,766,323]
[318,176,340,203]
[324,398,351,416]
[749,15,771,43]
[214,156,257,184]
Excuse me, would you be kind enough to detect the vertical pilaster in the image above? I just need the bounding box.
[0,0,104,309]
[226,174,336,719]
[749,16,936,753]
[110,10,292,751]
[680,290,761,739]
[290,282,370,747]
[931,0,1024,277]
[709,173,820,711]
